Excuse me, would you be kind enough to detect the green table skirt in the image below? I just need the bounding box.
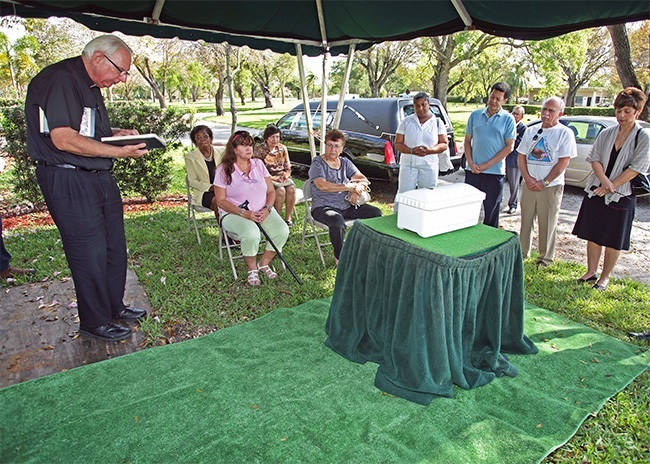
[325,219,538,405]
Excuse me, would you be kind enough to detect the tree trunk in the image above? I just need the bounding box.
[370,81,380,98]
[235,81,246,105]
[215,83,224,116]
[226,44,238,133]
[134,58,166,109]
[432,61,451,107]
[607,24,649,121]
[259,81,273,108]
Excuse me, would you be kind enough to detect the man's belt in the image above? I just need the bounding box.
[37,161,108,173]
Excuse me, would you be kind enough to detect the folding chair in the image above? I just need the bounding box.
[301,181,354,267]
[185,176,218,245]
[218,217,274,280]
[292,187,305,223]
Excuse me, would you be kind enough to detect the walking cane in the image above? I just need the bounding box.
[239,201,303,285]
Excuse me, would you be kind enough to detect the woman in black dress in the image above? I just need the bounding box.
[572,88,650,290]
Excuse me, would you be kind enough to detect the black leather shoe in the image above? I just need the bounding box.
[79,323,132,341]
[627,331,650,342]
[114,307,148,321]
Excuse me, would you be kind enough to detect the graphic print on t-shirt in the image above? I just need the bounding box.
[527,137,551,163]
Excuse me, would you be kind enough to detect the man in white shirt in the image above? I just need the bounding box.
[517,96,577,267]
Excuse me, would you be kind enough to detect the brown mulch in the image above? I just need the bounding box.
[3,196,186,230]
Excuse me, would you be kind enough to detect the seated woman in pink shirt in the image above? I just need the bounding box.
[214,131,290,286]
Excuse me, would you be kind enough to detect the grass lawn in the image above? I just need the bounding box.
[194,98,300,130]
[0,99,648,463]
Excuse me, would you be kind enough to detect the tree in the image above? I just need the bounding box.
[23,18,93,68]
[248,48,279,108]
[225,43,241,132]
[422,31,505,106]
[191,41,227,115]
[526,28,612,106]
[607,22,649,121]
[356,41,418,98]
[270,53,296,104]
[234,66,253,105]
[0,32,17,92]
[328,59,369,97]
[133,55,166,108]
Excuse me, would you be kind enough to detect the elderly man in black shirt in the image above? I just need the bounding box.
[26,35,148,341]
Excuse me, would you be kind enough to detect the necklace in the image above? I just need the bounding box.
[202,146,214,163]
[615,125,633,150]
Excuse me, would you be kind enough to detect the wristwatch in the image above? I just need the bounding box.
[543,178,550,187]
[265,205,273,213]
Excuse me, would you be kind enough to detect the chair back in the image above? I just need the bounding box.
[302,179,313,200]
[186,175,212,213]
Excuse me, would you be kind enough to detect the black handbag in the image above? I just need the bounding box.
[630,172,650,196]
[630,129,650,196]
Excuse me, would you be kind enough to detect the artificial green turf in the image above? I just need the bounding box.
[0,299,647,463]
[362,214,514,257]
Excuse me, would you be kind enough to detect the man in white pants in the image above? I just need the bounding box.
[517,96,576,267]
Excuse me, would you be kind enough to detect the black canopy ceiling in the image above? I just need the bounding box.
[1,0,648,56]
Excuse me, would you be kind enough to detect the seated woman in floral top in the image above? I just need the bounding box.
[254,125,297,226]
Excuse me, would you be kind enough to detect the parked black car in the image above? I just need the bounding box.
[265,97,459,182]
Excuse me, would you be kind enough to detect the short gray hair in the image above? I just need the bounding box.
[83,35,132,59]
[513,105,525,115]
[542,96,565,112]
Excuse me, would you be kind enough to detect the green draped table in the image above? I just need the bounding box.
[325,215,538,405]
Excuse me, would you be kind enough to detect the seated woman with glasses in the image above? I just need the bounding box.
[308,129,382,265]
[215,131,290,286]
[185,125,225,214]
[254,125,297,226]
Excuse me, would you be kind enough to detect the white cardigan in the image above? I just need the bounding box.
[584,122,650,202]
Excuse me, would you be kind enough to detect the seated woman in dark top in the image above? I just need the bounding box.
[308,129,382,265]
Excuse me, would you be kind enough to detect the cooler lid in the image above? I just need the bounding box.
[395,183,485,211]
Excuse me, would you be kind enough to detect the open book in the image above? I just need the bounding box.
[101,134,166,150]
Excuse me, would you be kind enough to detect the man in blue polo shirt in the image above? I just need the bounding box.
[464,82,516,227]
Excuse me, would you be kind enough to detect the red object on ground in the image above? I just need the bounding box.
[384,141,396,165]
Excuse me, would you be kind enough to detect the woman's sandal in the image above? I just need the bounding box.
[577,274,598,284]
[247,269,261,286]
[258,264,278,279]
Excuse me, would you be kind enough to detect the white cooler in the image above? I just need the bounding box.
[395,183,486,238]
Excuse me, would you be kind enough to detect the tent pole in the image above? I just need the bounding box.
[145,0,166,24]
[450,0,473,28]
[320,49,329,155]
[333,43,356,129]
[315,0,328,155]
[295,44,317,160]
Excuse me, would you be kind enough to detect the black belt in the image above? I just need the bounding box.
[37,161,108,173]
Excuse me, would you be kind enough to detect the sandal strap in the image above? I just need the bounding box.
[247,269,261,285]
[258,264,278,279]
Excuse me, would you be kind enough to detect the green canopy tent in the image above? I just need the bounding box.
[2,0,647,153]
[2,0,648,53]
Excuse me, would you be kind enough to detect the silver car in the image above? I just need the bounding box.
[526,116,650,188]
